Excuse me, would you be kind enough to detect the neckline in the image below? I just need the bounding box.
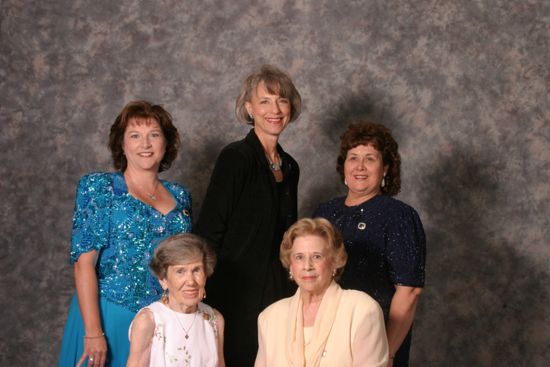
[115,172,178,216]
[342,194,383,209]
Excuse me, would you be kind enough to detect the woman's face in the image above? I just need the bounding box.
[245,81,291,141]
[122,117,166,172]
[159,259,206,313]
[289,235,334,297]
[344,144,387,203]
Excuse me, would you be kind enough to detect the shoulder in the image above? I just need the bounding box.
[379,196,422,219]
[314,196,346,217]
[163,180,191,203]
[77,172,114,190]
[340,289,382,314]
[131,306,156,331]
[259,297,292,321]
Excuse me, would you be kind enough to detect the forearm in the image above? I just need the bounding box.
[74,253,103,336]
[386,286,422,358]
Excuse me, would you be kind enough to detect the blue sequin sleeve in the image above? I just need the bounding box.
[385,203,426,287]
[70,173,113,263]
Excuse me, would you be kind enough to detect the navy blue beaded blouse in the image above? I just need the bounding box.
[70,172,192,312]
[314,194,426,318]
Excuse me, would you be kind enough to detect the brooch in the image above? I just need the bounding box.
[357,222,366,230]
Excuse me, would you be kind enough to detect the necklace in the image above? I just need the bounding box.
[173,309,198,339]
[266,153,281,171]
[127,173,160,201]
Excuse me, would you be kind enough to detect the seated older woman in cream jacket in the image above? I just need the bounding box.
[255,218,388,367]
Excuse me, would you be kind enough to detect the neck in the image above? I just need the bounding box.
[254,128,279,158]
[300,288,326,307]
[124,167,159,189]
[167,298,198,314]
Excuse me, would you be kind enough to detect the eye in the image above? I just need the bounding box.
[175,268,184,274]
[129,133,140,139]
[313,254,323,261]
[294,254,303,261]
[192,266,203,274]
[151,132,162,138]
[278,98,289,104]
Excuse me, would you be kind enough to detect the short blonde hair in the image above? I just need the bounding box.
[150,233,216,279]
[280,218,347,280]
[235,64,302,125]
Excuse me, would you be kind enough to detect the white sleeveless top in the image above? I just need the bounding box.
[130,301,219,367]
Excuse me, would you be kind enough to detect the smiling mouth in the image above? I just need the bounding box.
[138,152,153,157]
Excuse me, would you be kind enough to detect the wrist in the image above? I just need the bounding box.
[84,332,105,339]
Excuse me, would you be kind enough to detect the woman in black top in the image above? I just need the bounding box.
[195,65,302,367]
[314,121,426,367]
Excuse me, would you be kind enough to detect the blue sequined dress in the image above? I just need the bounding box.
[58,172,192,367]
[314,195,426,366]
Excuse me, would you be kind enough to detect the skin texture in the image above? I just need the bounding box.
[344,144,388,206]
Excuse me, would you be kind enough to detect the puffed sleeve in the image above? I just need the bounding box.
[194,147,247,256]
[351,297,389,367]
[385,203,426,287]
[69,173,112,263]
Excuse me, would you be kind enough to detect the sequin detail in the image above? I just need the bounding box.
[70,172,192,312]
[313,195,426,318]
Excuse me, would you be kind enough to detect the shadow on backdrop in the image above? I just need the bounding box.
[413,143,549,366]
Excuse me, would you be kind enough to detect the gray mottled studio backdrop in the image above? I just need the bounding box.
[1,0,548,365]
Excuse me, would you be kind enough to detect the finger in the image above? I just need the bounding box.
[76,352,87,367]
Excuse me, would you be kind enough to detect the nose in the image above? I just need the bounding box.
[141,136,152,148]
[184,272,197,285]
[272,101,282,114]
[304,257,314,270]
[357,157,366,170]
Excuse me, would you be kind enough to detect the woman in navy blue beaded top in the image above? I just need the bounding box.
[58,101,192,367]
[314,121,426,367]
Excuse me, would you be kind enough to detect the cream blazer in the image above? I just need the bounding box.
[255,283,388,367]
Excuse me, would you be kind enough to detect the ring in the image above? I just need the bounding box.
[89,357,94,362]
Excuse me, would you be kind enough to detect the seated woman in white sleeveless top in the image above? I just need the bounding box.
[127,233,225,367]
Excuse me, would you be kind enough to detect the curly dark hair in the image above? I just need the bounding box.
[235,64,302,125]
[336,121,401,196]
[108,100,180,172]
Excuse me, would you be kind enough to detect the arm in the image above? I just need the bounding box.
[352,300,389,367]
[385,285,423,366]
[126,309,155,367]
[74,250,107,367]
[213,309,225,367]
[194,148,247,255]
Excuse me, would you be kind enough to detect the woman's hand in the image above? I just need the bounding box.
[77,335,108,367]
[74,250,107,367]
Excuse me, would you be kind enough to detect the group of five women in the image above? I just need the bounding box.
[58,65,426,367]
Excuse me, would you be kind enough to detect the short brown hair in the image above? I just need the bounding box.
[108,100,180,172]
[337,121,401,196]
[280,218,347,281]
[150,233,217,280]
[235,64,302,124]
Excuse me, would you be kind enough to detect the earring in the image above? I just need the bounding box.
[289,271,293,280]
[202,288,207,300]
[161,289,169,304]
[249,113,254,120]
[332,269,336,277]
[381,176,386,188]
[344,178,348,186]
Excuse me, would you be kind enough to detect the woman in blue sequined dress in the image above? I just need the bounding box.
[314,121,426,367]
[58,101,192,367]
